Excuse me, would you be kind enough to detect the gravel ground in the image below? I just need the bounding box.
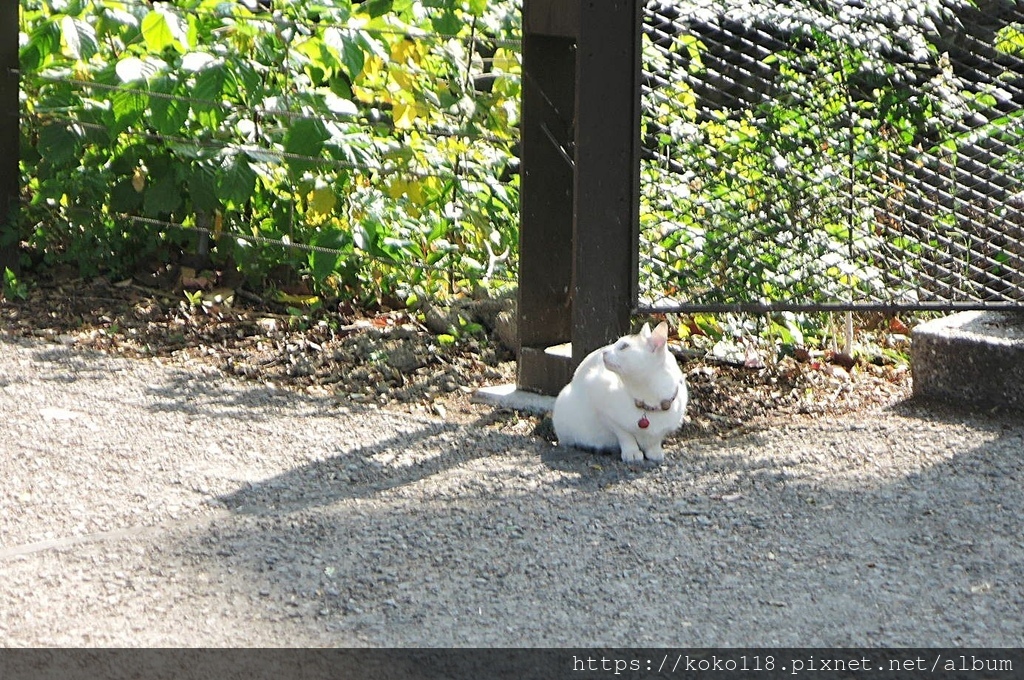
[2,330,1023,647]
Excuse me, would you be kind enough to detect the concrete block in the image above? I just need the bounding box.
[911,311,1024,410]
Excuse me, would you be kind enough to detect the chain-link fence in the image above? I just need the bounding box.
[639,0,1024,312]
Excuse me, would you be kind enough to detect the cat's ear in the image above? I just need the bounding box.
[647,322,669,352]
[639,322,652,339]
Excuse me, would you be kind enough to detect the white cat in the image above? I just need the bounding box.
[552,322,687,463]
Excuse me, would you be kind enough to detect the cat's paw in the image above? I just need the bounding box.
[645,446,665,463]
[620,447,644,463]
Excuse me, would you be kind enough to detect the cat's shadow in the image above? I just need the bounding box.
[217,409,590,515]
[218,417,469,513]
[216,406,676,515]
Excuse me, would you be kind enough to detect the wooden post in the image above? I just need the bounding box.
[571,0,641,367]
[518,0,577,396]
[0,0,19,275]
[517,0,640,395]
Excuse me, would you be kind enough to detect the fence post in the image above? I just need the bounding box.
[571,0,641,365]
[517,0,640,396]
[0,0,19,275]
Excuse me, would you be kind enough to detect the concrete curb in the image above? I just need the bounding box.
[911,311,1024,410]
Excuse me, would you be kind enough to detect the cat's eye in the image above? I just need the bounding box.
[616,341,630,350]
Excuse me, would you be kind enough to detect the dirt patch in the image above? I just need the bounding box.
[2,275,912,435]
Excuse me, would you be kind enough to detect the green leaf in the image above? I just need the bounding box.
[110,178,144,213]
[20,20,61,73]
[149,77,190,135]
[309,231,348,283]
[141,10,173,53]
[149,96,191,136]
[63,0,86,17]
[193,63,227,106]
[233,60,263,102]
[141,8,187,54]
[995,24,1024,55]
[143,173,182,215]
[324,27,366,80]
[97,4,140,33]
[358,0,392,18]
[218,155,257,208]
[431,11,462,36]
[37,123,80,166]
[3,268,28,301]
[186,164,220,213]
[192,64,229,126]
[342,43,366,82]
[110,87,148,135]
[354,216,380,255]
[393,0,416,14]
[109,145,143,175]
[284,118,331,175]
[329,74,354,100]
[180,52,217,72]
[115,57,159,83]
[60,15,99,61]
[295,36,337,71]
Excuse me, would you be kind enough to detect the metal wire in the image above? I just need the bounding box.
[27,67,520,147]
[122,213,517,285]
[101,0,524,49]
[638,0,1024,314]
[27,112,518,186]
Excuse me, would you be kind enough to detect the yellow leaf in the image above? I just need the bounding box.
[492,48,519,73]
[387,178,408,200]
[391,67,415,91]
[356,56,384,84]
[294,37,322,62]
[388,178,425,206]
[307,185,336,216]
[132,167,146,193]
[273,291,320,306]
[390,39,421,65]
[393,101,427,129]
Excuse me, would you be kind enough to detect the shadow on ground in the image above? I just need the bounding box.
[5,337,1021,646]
[177,387,1024,645]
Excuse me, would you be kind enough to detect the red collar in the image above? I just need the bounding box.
[634,384,680,413]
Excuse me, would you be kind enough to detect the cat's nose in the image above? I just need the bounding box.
[602,350,618,371]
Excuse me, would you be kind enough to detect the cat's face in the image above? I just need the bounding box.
[602,322,669,378]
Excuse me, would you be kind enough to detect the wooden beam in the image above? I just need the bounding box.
[0,0,19,274]
[571,0,641,366]
[516,0,641,395]
[517,6,576,394]
[523,0,579,39]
